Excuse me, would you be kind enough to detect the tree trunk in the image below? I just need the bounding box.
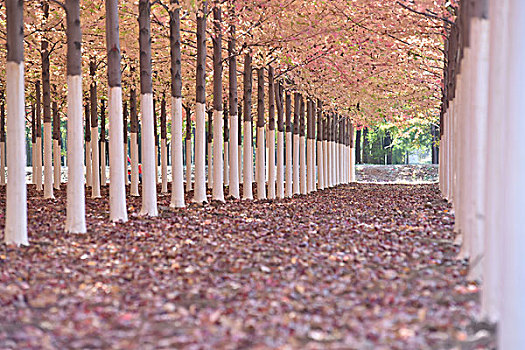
[228,20,239,198]
[35,81,43,191]
[207,109,213,190]
[130,88,139,196]
[169,0,185,207]
[267,66,276,199]
[42,38,53,198]
[5,0,28,244]
[123,101,129,186]
[52,101,61,189]
[355,129,361,164]
[306,99,314,193]
[89,61,101,197]
[106,0,127,221]
[292,93,300,195]
[85,99,92,188]
[212,3,224,201]
[138,0,158,215]
[0,97,5,186]
[185,105,192,192]
[275,82,284,198]
[224,103,229,187]
[285,92,292,197]
[194,1,208,203]
[65,0,86,234]
[153,98,159,185]
[160,97,168,193]
[299,97,306,194]
[242,53,253,200]
[362,127,369,164]
[100,99,107,185]
[256,67,266,199]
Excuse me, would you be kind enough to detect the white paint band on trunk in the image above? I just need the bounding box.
[268,129,276,199]
[53,139,61,189]
[161,138,168,193]
[293,134,300,195]
[0,141,6,185]
[212,109,224,201]
[243,120,253,200]
[238,145,242,185]
[101,141,107,186]
[91,126,101,198]
[256,126,266,199]
[65,75,86,234]
[85,140,92,187]
[317,140,323,189]
[207,142,213,189]
[130,132,139,196]
[276,131,284,198]
[185,138,192,192]
[43,122,54,198]
[108,86,128,222]
[306,138,313,193]
[139,93,158,216]
[193,102,207,203]
[299,136,306,195]
[224,141,229,187]
[36,136,42,190]
[124,142,129,186]
[5,61,28,245]
[228,113,239,198]
[170,97,185,207]
[285,132,293,197]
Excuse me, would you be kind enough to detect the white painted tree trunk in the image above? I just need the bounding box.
[350,146,356,182]
[161,138,168,193]
[256,126,266,199]
[155,140,159,185]
[124,142,129,186]
[139,93,158,216]
[300,135,306,194]
[130,132,139,196]
[32,143,36,184]
[285,131,293,197]
[36,136,42,191]
[170,97,185,207]
[332,141,336,186]
[85,140,92,187]
[317,140,323,189]
[243,121,253,199]
[339,143,344,184]
[100,141,107,186]
[5,61,28,245]
[307,138,313,193]
[194,102,207,203]
[229,113,239,198]
[268,129,276,199]
[276,130,284,198]
[238,144,242,184]
[207,141,213,190]
[53,139,60,189]
[482,0,508,323]
[65,75,86,234]
[224,141,229,187]
[185,138,192,192]
[90,126,101,197]
[293,134,300,195]
[108,86,128,222]
[0,141,6,185]
[213,110,224,201]
[43,122,53,198]
[323,140,328,188]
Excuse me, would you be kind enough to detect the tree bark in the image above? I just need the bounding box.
[65,0,86,234]
[228,19,239,198]
[52,101,60,189]
[242,53,253,200]
[42,33,53,198]
[285,91,292,197]
[130,88,139,196]
[89,62,100,197]
[212,3,224,201]
[256,67,266,199]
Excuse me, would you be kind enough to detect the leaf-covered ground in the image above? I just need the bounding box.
[0,176,490,349]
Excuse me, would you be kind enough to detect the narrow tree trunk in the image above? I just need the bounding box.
[0,97,5,186]
[52,101,61,189]
[306,99,314,193]
[267,66,276,199]
[106,0,127,221]
[5,0,28,244]
[207,109,213,189]
[130,88,139,196]
[65,0,86,233]
[154,98,159,185]
[185,105,192,192]
[256,67,266,199]
[35,81,43,191]
[275,82,284,198]
[292,93,300,195]
[42,37,53,198]
[212,3,224,201]
[169,0,185,207]
[123,101,129,186]
[100,99,107,185]
[228,21,239,198]
[85,100,92,188]
[224,103,229,187]
[193,1,208,203]
[299,97,306,194]
[31,105,36,185]
[285,92,293,197]
[317,100,324,190]
[362,127,369,164]
[89,61,101,197]
[355,129,361,164]
[160,97,168,193]
[242,53,253,200]
[238,103,242,184]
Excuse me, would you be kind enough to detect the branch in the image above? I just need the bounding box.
[396,1,455,26]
